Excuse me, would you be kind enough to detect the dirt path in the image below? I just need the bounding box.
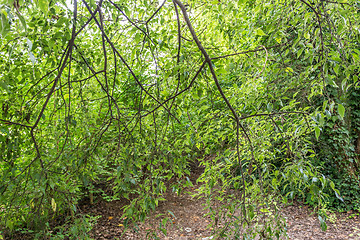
[283,204,360,240]
[83,188,360,240]
[5,164,360,240]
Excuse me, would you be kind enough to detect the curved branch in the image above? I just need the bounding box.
[173,0,252,223]
[82,0,181,123]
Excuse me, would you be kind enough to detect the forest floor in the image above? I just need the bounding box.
[7,164,360,240]
[84,188,360,240]
[82,165,360,240]
[84,192,360,240]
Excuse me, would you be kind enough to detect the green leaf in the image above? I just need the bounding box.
[0,11,10,37]
[0,81,9,91]
[272,178,277,187]
[334,190,344,202]
[325,110,331,118]
[26,38,33,51]
[29,51,36,64]
[37,0,49,14]
[315,126,320,140]
[338,104,345,120]
[329,79,339,88]
[167,210,176,219]
[297,48,304,58]
[285,67,294,73]
[318,215,327,231]
[330,181,335,189]
[267,103,273,112]
[51,198,57,212]
[353,75,358,83]
[255,28,267,36]
[248,205,255,219]
[17,13,27,31]
[304,32,310,39]
[259,208,269,213]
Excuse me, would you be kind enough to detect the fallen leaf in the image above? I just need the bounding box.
[118,224,124,227]
[108,216,113,220]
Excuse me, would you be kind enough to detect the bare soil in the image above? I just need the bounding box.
[82,166,360,240]
[83,187,360,240]
[6,165,360,240]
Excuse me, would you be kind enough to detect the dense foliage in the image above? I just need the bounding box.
[0,0,359,238]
